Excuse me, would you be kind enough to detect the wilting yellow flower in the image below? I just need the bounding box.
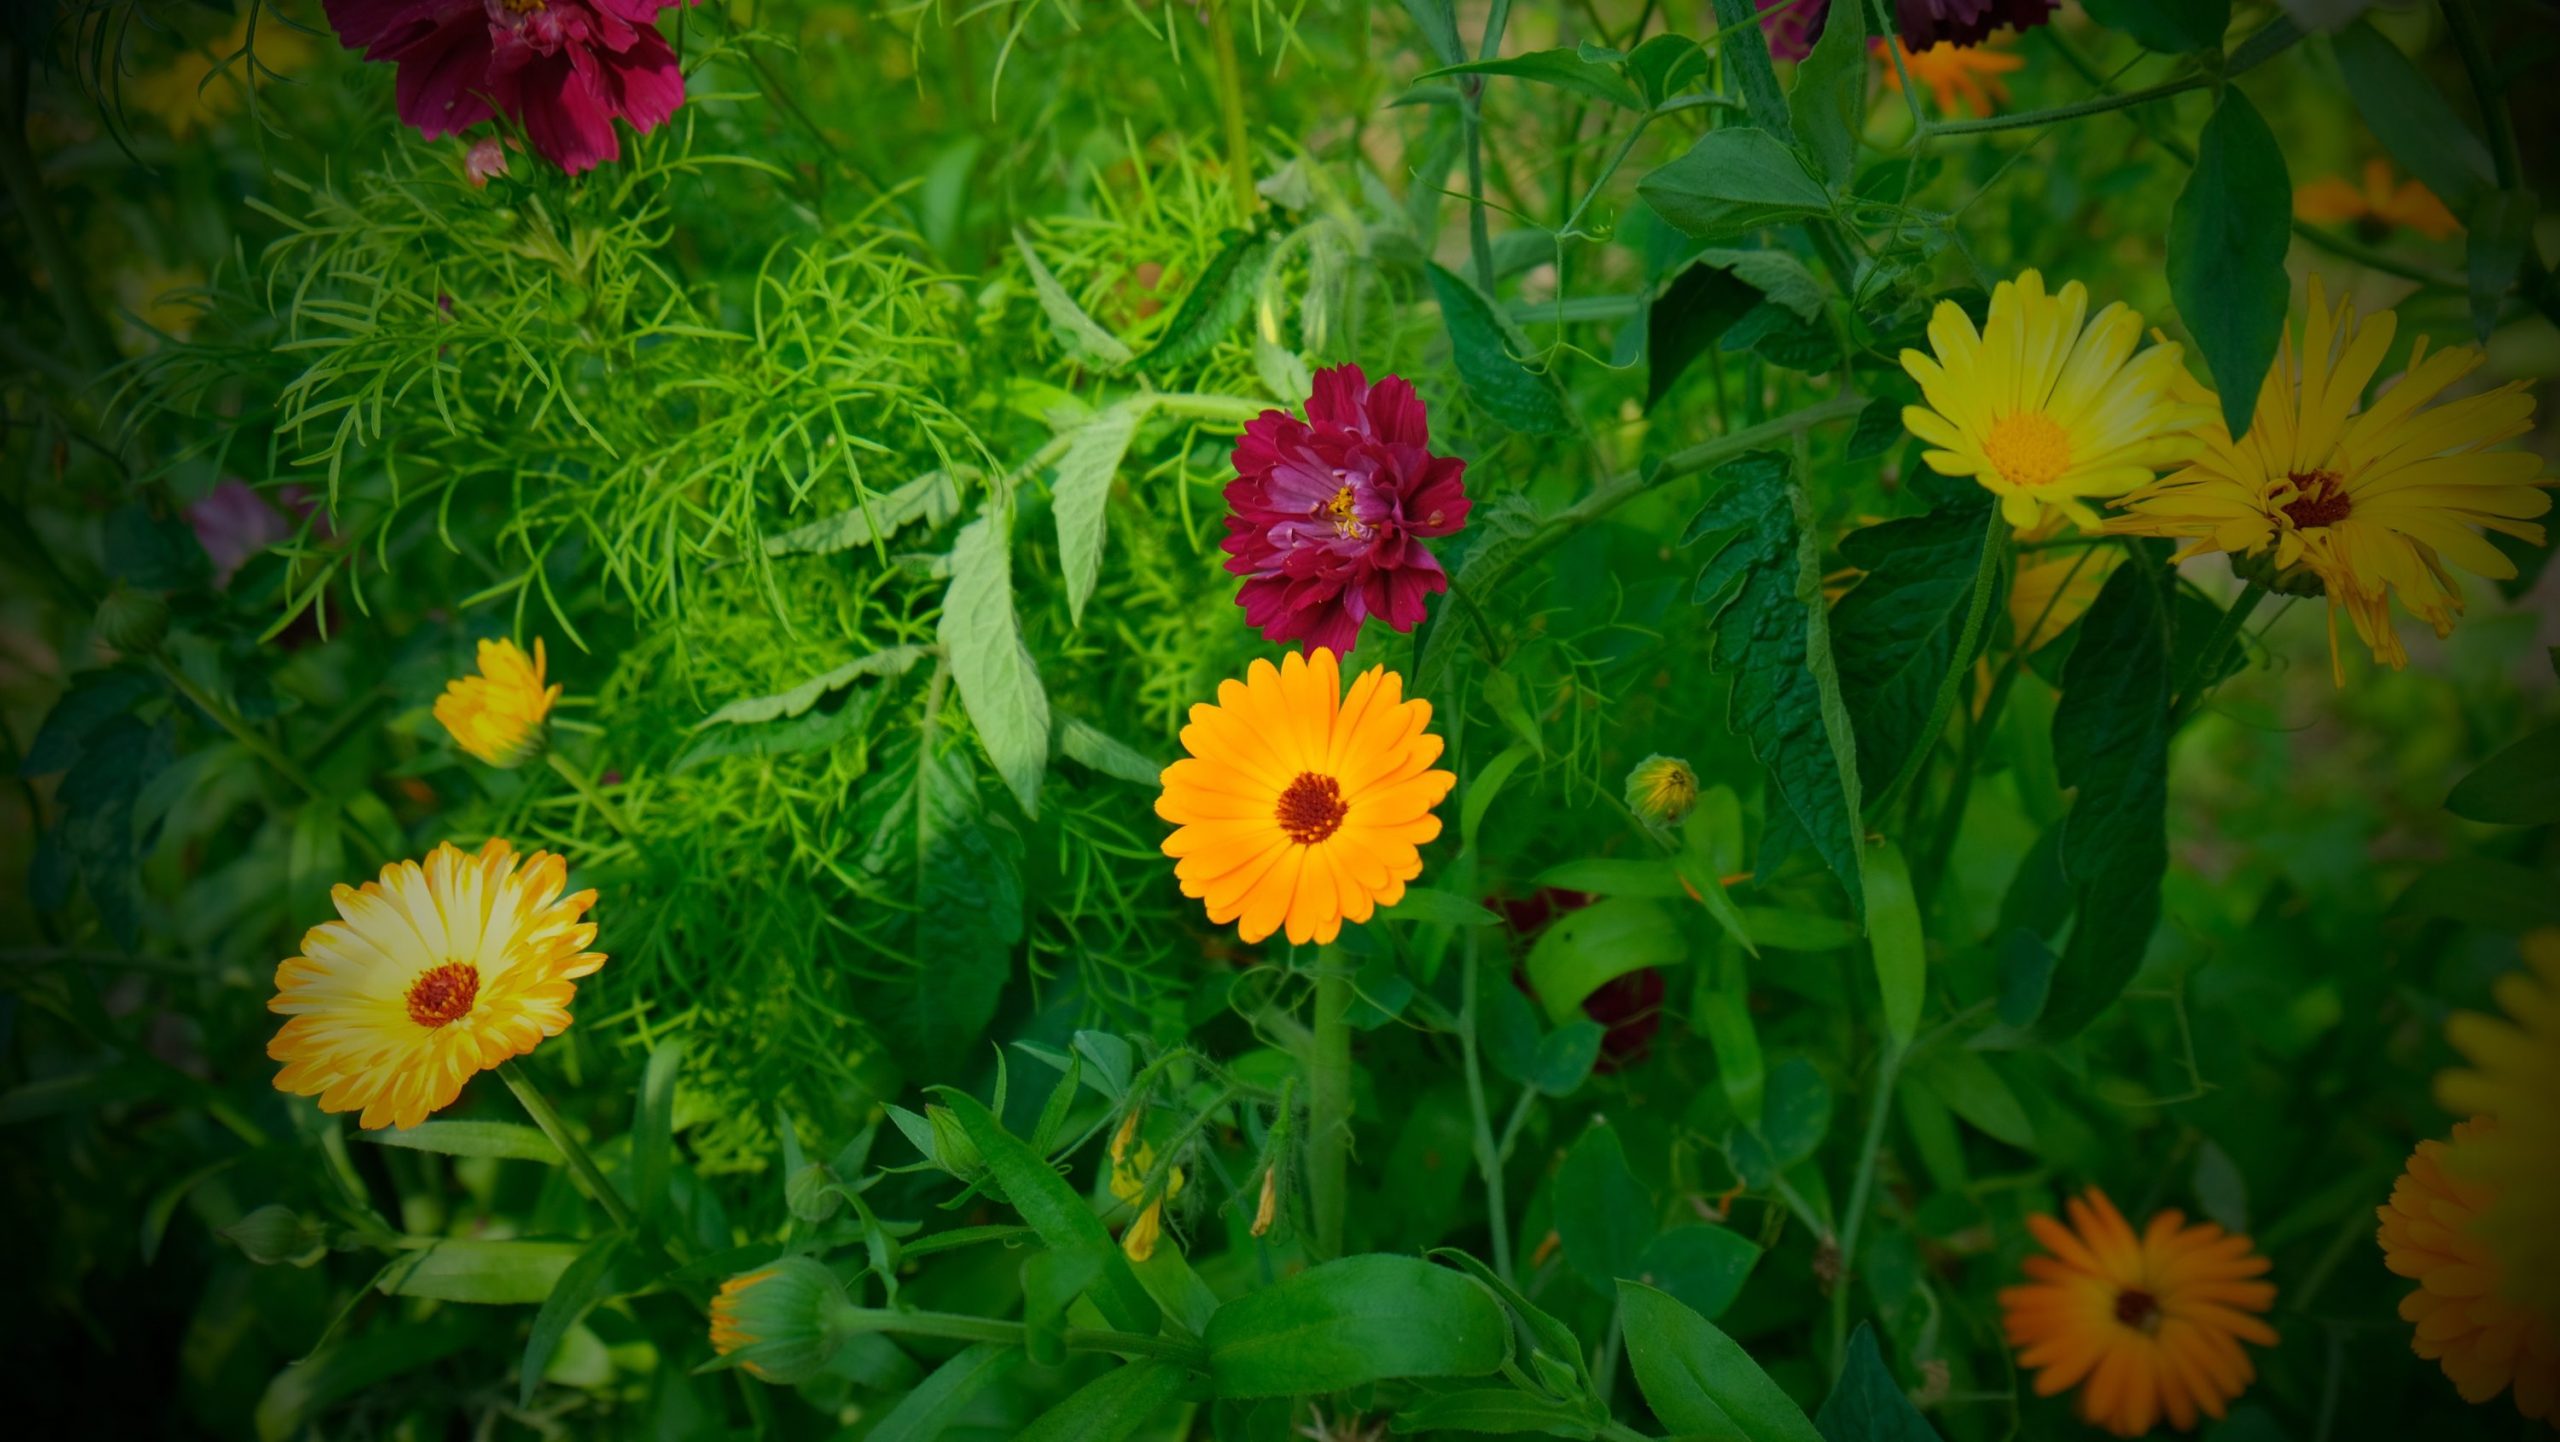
[1625,754,1699,829]
[2295,158,2462,243]
[1251,1163,1281,1237]
[2000,1187,2278,1437]
[709,1257,853,1385]
[267,839,604,1131]
[1879,36,2025,118]
[1108,1111,1185,1262]
[2110,278,2548,681]
[1901,271,2207,534]
[2437,931,2560,1313]
[2377,1120,2560,1424]
[1156,648,1454,946]
[435,637,561,767]
[124,13,315,139]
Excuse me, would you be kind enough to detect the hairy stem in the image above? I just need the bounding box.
[1306,945,1355,1258]
[501,1060,640,1236]
[837,1308,1206,1364]
[1458,933,1515,1282]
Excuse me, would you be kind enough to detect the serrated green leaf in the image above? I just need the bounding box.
[1139,228,1274,372]
[1709,0,1793,138]
[1427,263,1573,435]
[693,645,927,729]
[763,470,962,556]
[2169,91,2291,438]
[1060,716,1164,786]
[942,514,1052,816]
[1639,129,1833,241]
[1016,229,1134,369]
[1053,403,1145,627]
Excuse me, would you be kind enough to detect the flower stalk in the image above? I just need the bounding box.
[501,1059,640,1235]
[1306,944,1355,1258]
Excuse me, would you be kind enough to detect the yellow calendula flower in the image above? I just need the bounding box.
[2377,1120,2560,1424]
[1901,271,2208,534]
[1625,754,1699,829]
[709,1257,853,1385]
[1156,647,1454,946]
[435,637,562,768]
[1107,1111,1185,1262]
[2436,931,2560,1318]
[2110,278,2548,681]
[266,839,604,1131]
[124,13,315,140]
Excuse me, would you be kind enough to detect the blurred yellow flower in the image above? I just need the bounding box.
[2295,158,2462,243]
[2007,515,2123,653]
[116,262,207,353]
[2109,278,2547,681]
[2377,1119,2560,1424]
[2437,930,2560,1318]
[1880,36,2025,118]
[435,637,562,768]
[1901,271,2208,534]
[125,13,315,139]
[267,839,605,1131]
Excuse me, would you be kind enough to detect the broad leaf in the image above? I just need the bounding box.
[1832,495,2001,796]
[857,734,1026,1070]
[1787,0,1865,188]
[1428,263,1573,435]
[1620,1281,1824,1442]
[1556,1122,1655,1290]
[2445,722,2560,826]
[1648,263,1761,408]
[1019,1361,1190,1442]
[2330,20,2494,217]
[1637,1224,1760,1322]
[869,1343,1022,1442]
[936,1091,1161,1336]
[1204,1254,1507,1398]
[1393,1389,1598,1436]
[2081,0,2228,53]
[1815,1325,1940,1442]
[1053,403,1144,626]
[941,513,1053,816]
[1639,129,1833,241]
[2169,91,2290,438]
[1523,897,1684,1023]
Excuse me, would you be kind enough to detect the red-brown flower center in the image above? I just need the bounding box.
[1275,771,1348,845]
[2279,470,2352,530]
[405,963,481,1029]
[2113,1286,2163,1335]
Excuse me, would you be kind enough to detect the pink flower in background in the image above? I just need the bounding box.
[464,136,511,186]
[187,481,290,587]
[1222,365,1471,655]
[322,0,689,175]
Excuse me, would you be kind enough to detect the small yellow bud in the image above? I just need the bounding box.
[1625,754,1699,829]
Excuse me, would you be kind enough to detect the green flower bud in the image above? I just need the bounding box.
[924,1104,985,1182]
[1625,754,1699,830]
[95,584,170,654]
[785,1162,842,1224]
[708,1256,856,1386]
[218,1204,327,1267]
[2230,547,2327,599]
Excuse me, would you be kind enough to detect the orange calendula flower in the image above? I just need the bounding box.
[2295,158,2462,242]
[435,637,562,767]
[1107,1110,1186,1262]
[2001,1187,2278,1437]
[1879,36,2024,118]
[2437,931,2560,1314]
[1156,647,1454,946]
[2378,1120,2560,1424]
[267,839,604,1131]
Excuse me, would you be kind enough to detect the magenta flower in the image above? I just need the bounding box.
[322,0,689,176]
[1222,365,1471,655]
[1757,0,2056,60]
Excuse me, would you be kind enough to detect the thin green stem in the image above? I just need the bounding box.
[1923,19,2301,141]
[1827,1036,1908,1368]
[501,1060,640,1235]
[1869,508,2006,820]
[2441,0,2520,191]
[0,48,114,374]
[2170,579,2269,727]
[1306,946,1355,1258]
[151,653,399,862]
[1207,0,1257,218]
[545,751,641,840]
[835,1308,1206,1365]
[1458,933,1515,1283]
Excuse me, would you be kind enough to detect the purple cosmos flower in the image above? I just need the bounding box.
[1757,0,2057,60]
[1222,365,1471,655]
[322,0,689,176]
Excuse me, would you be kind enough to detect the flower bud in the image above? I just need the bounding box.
[464,137,510,188]
[709,1257,856,1386]
[95,584,170,654]
[786,1162,842,1224]
[1250,1164,1280,1238]
[923,1104,985,1182]
[219,1204,327,1266]
[1625,754,1699,830]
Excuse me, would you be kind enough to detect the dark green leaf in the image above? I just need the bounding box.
[869,1343,1022,1442]
[1024,1250,1104,1366]
[1636,1224,1760,1322]
[1908,1048,2031,1148]
[22,669,156,775]
[1019,1361,1191,1442]
[1638,130,1832,242]
[1418,50,1645,111]
[1726,1056,1831,1187]
[2467,189,2537,343]
[936,1090,1160,1336]
[2080,0,2228,53]
[1526,1020,1608,1098]
[630,1039,681,1231]
[2391,858,2560,933]
[1997,928,2057,1028]
[1392,1388,1597,1437]
[1815,1325,1939,1442]
[2446,722,2560,826]
[1399,0,1464,66]
[520,1235,627,1408]
[1428,263,1574,435]
[1429,1247,1595,1400]
[2331,20,2493,217]
[1709,0,1793,139]
[858,735,1026,1070]
[1383,887,1502,927]
[1845,394,1903,460]
[1787,0,1865,189]
[1139,228,1275,372]
[254,1318,477,1442]
[1620,1281,1824,1442]
[1629,34,1710,108]
[1556,1122,1655,1290]
[2169,91,2291,438]
[1832,494,2001,795]
[1648,263,1761,408]
[360,1120,562,1165]
[1204,1254,1508,1398]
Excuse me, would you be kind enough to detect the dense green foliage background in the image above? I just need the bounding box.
[1,0,2555,1439]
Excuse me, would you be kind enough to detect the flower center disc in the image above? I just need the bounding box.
[2113,1286,2163,1336]
[406,962,481,1029]
[2279,469,2353,530]
[1983,412,2073,489]
[1275,771,1349,845]
[1324,485,1369,540]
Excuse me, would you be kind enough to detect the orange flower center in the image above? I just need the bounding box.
[2279,469,2352,530]
[1983,412,2072,489]
[1275,771,1348,845]
[495,0,547,12]
[2113,1286,2163,1335]
[1325,485,1369,540]
[405,962,481,1029]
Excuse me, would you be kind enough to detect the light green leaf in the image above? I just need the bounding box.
[1864,838,1925,1046]
[693,646,928,729]
[1620,1281,1824,1442]
[1204,1254,1508,1398]
[2169,91,2291,438]
[1061,716,1164,786]
[360,1120,562,1165]
[763,470,963,557]
[1016,229,1134,369]
[380,1239,585,1304]
[1535,857,1684,899]
[1524,897,1685,1024]
[1053,402,1145,627]
[858,734,1026,1069]
[941,514,1052,817]
[1638,130,1832,241]
[1019,1361,1191,1442]
[1909,1047,2032,1149]
[1382,887,1502,927]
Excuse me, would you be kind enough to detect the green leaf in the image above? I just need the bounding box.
[1524,897,1685,1023]
[1908,1048,2032,1148]
[1429,1247,1596,1401]
[1024,1250,1105,1366]
[1556,1122,1656,1289]
[1787,0,1865,189]
[1392,1389,1598,1437]
[630,1038,681,1230]
[1427,263,1574,435]
[1053,402,1145,627]
[1138,229,1274,373]
[1629,34,1710,108]
[695,645,926,730]
[2080,0,2227,53]
[255,1318,477,1442]
[1527,1019,1608,1097]
[1204,1254,1508,1398]
[1648,263,1763,408]
[1709,0,1793,139]
[1815,1325,1939,1442]
[1535,858,1684,898]
[935,1090,1160,1336]
[868,1343,1023,1442]
[1060,716,1165,786]
[857,735,1026,1071]
[1725,1057,1831,1188]
[1832,495,2001,796]
[1846,394,1903,460]
[2330,20,2494,217]
[360,1120,562,1164]
[519,1235,626,1409]
[1462,741,1537,853]
[2467,189,2538,343]
[1695,970,1765,1125]
[2042,554,2172,1037]
[380,1239,585,1304]
[1399,0,1465,67]
[1864,838,1925,1046]
[1637,1224,1761,1322]
[763,470,962,556]
[2446,722,2560,826]
[1684,453,1867,912]
[1017,229,1134,369]
[1695,249,1826,322]
[942,513,1053,816]
[1019,1361,1191,1442]
[2169,91,2291,439]
[1620,1280,1824,1442]
[1381,886,1502,927]
[1638,129,1833,241]
[2391,857,2560,933]
[673,688,878,773]
[1419,49,1645,111]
